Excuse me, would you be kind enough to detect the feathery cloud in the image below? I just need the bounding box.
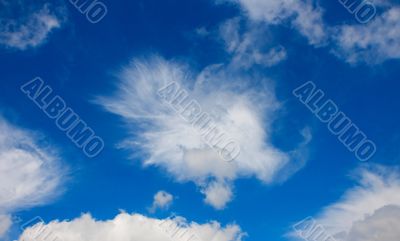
[97,56,309,209]
[0,1,64,50]
[0,116,66,238]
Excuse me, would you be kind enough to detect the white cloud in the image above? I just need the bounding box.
[97,56,308,209]
[345,205,400,241]
[289,0,326,46]
[149,191,174,213]
[223,0,400,64]
[219,18,287,68]
[0,215,12,238]
[17,212,245,241]
[333,7,400,64]
[291,165,400,241]
[227,0,326,45]
[0,116,66,238]
[202,181,233,210]
[0,1,64,50]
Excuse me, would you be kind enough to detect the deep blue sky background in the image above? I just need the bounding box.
[1,0,400,240]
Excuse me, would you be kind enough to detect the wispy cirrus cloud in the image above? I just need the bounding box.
[221,0,400,64]
[0,1,65,50]
[97,55,309,209]
[219,17,287,69]
[332,6,400,64]
[227,0,327,45]
[0,116,66,239]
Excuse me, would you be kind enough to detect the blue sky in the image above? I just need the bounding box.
[1,0,400,241]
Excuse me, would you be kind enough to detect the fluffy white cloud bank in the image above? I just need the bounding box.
[149,191,174,213]
[224,0,400,64]
[17,212,245,241]
[98,56,308,209]
[0,1,64,50]
[291,166,400,241]
[345,205,400,241]
[0,117,65,238]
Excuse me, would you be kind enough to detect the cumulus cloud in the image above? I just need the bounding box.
[97,56,307,209]
[345,205,400,241]
[149,191,174,213]
[333,7,400,64]
[291,165,400,241]
[0,1,64,50]
[17,212,245,241]
[0,116,66,238]
[201,181,233,210]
